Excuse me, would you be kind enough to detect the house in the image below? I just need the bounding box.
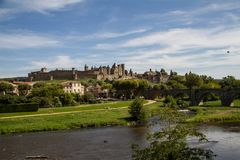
[62,81,85,95]
[85,84,102,97]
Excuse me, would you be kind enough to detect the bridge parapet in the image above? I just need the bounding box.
[144,88,240,106]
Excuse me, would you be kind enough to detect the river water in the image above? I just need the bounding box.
[1,122,240,160]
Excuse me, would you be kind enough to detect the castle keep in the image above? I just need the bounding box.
[28,63,133,81]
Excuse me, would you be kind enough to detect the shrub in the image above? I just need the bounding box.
[53,97,62,107]
[0,103,39,113]
[163,96,177,108]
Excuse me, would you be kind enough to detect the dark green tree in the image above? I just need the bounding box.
[185,72,203,89]
[128,97,146,123]
[59,93,74,106]
[220,76,240,89]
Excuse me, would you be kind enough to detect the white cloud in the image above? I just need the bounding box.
[0,32,60,49]
[135,2,240,28]
[95,26,240,52]
[94,25,240,78]
[9,0,83,13]
[66,28,149,41]
[30,55,83,69]
[0,0,84,19]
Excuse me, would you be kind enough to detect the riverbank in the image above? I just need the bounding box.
[2,99,240,134]
[187,106,240,123]
[0,100,160,134]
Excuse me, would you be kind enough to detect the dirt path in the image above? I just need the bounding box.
[0,100,156,120]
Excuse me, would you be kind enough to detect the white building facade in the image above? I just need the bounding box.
[62,82,85,95]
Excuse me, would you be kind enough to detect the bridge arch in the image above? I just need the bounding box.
[194,89,223,106]
[166,89,191,99]
[222,89,240,106]
[195,90,221,106]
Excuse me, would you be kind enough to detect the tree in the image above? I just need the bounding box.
[0,82,14,94]
[30,83,64,107]
[185,72,203,89]
[82,92,94,102]
[220,76,240,89]
[53,97,62,107]
[132,108,215,160]
[18,84,31,96]
[128,97,146,123]
[59,93,74,106]
[163,96,177,108]
[153,83,168,91]
[167,80,187,89]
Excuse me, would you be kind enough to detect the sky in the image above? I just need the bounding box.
[0,0,240,79]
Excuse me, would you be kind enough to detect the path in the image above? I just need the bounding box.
[0,100,156,120]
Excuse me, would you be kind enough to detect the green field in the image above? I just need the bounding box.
[0,101,132,118]
[0,101,162,134]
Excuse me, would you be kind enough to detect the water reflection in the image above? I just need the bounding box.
[0,123,240,160]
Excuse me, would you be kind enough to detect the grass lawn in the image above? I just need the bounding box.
[0,101,132,118]
[0,101,162,134]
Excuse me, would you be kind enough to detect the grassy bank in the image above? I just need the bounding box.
[0,101,162,134]
[187,106,240,123]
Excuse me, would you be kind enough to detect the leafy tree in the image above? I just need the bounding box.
[18,84,31,96]
[114,80,150,99]
[32,97,52,108]
[101,83,113,90]
[128,97,146,122]
[59,93,74,106]
[82,92,95,102]
[33,82,47,88]
[53,97,62,107]
[185,72,203,89]
[30,83,64,107]
[163,96,177,108]
[201,81,221,89]
[0,82,14,94]
[160,68,168,75]
[153,83,169,90]
[200,75,214,84]
[132,108,215,160]
[167,80,187,89]
[220,76,240,89]
[171,75,186,84]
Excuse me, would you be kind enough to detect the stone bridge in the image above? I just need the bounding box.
[142,88,240,106]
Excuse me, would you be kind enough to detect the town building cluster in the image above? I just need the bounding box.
[1,63,173,97]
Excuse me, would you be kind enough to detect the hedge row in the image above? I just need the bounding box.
[0,103,39,113]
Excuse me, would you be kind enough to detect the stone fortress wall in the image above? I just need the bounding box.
[28,63,132,81]
[28,63,172,83]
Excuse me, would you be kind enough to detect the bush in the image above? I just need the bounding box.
[53,97,62,107]
[32,97,52,108]
[163,96,177,108]
[0,95,29,104]
[0,103,39,113]
[128,97,146,123]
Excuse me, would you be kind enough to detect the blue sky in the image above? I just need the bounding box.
[0,0,240,78]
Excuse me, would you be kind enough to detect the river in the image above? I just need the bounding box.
[1,122,240,160]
